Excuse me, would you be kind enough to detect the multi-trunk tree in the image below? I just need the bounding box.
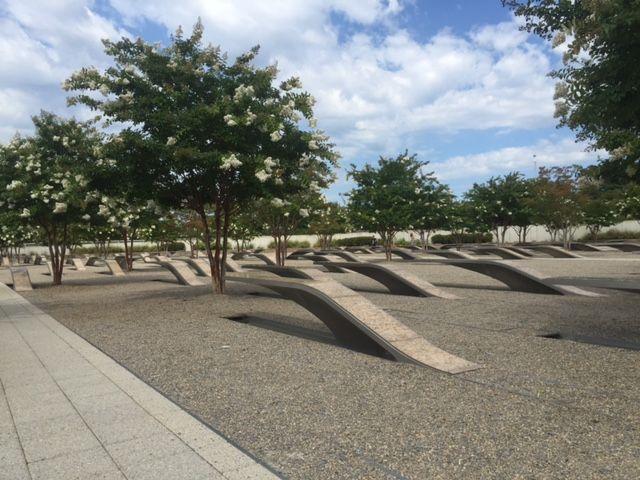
[465,172,532,245]
[0,112,101,284]
[347,152,423,260]
[65,20,337,293]
[308,202,349,250]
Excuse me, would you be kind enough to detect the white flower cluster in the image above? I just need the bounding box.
[281,77,302,91]
[233,84,255,102]
[223,114,237,127]
[220,154,242,171]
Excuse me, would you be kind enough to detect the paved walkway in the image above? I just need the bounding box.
[0,284,279,480]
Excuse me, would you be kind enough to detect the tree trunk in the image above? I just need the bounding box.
[199,206,224,294]
[381,231,393,261]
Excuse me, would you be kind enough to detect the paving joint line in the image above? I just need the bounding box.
[22,292,284,479]
[0,376,33,480]
[10,319,131,480]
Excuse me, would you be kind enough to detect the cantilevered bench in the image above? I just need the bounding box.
[567,242,609,252]
[71,258,86,271]
[104,259,125,276]
[415,259,598,296]
[471,246,528,260]
[85,256,106,266]
[523,245,583,258]
[227,271,479,374]
[315,250,363,262]
[174,257,242,275]
[287,248,315,258]
[345,246,374,254]
[504,246,536,257]
[10,267,33,292]
[428,250,476,260]
[595,242,640,252]
[157,261,207,286]
[319,262,458,299]
[389,248,421,260]
[231,252,278,265]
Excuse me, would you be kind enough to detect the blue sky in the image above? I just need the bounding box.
[0,0,600,199]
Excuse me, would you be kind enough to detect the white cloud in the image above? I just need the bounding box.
[433,138,603,183]
[0,0,596,196]
[0,0,129,140]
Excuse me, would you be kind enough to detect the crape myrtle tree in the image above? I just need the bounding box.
[465,172,531,245]
[228,209,261,252]
[619,184,640,228]
[0,112,101,285]
[347,152,423,261]
[256,188,325,266]
[0,212,36,259]
[504,0,640,183]
[577,168,620,241]
[529,166,584,247]
[443,200,485,248]
[411,179,453,251]
[65,20,336,293]
[85,133,164,270]
[308,202,349,250]
[174,210,205,257]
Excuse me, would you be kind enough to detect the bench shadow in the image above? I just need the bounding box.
[225,312,339,348]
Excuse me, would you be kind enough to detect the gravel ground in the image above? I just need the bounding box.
[6,252,640,479]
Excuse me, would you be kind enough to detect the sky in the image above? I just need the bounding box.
[0,0,602,200]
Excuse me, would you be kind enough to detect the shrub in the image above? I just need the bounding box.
[267,239,310,249]
[578,228,640,242]
[333,236,376,247]
[431,232,493,244]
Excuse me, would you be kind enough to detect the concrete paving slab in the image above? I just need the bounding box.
[0,282,281,479]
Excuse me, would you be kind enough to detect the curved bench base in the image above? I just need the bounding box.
[227,273,480,374]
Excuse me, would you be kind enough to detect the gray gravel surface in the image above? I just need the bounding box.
[6,254,640,479]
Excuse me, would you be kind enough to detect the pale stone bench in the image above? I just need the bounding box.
[504,246,536,257]
[227,271,479,374]
[595,242,640,252]
[71,258,86,271]
[568,242,609,252]
[524,245,583,258]
[319,262,458,299]
[428,250,476,260]
[416,259,599,296]
[10,267,33,292]
[471,246,528,260]
[231,252,277,265]
[157,261,207,286]
[174,257,242,275]
[345,246,374,254]
[104,259,125,276]
[85,256,106,266]
[315,250,364,262]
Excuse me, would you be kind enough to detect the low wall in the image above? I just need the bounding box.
[15,220,640,254]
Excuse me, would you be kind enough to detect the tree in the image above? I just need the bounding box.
[619,184,640,228]
[308,202,349,250]
[0,212,36,259]
[443,200,487,248]
[255,190,323,265]
[0,112,102,284]
[228,209,261,253]
[578,169,621,241]
[65,20,336,293]
[411,179,453,251]
[347,152,423,260]
[529,166,584,247]
[464,172,531,245]
[504,0,640,183]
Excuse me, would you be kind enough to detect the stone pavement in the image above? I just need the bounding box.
[0,283,279,480]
